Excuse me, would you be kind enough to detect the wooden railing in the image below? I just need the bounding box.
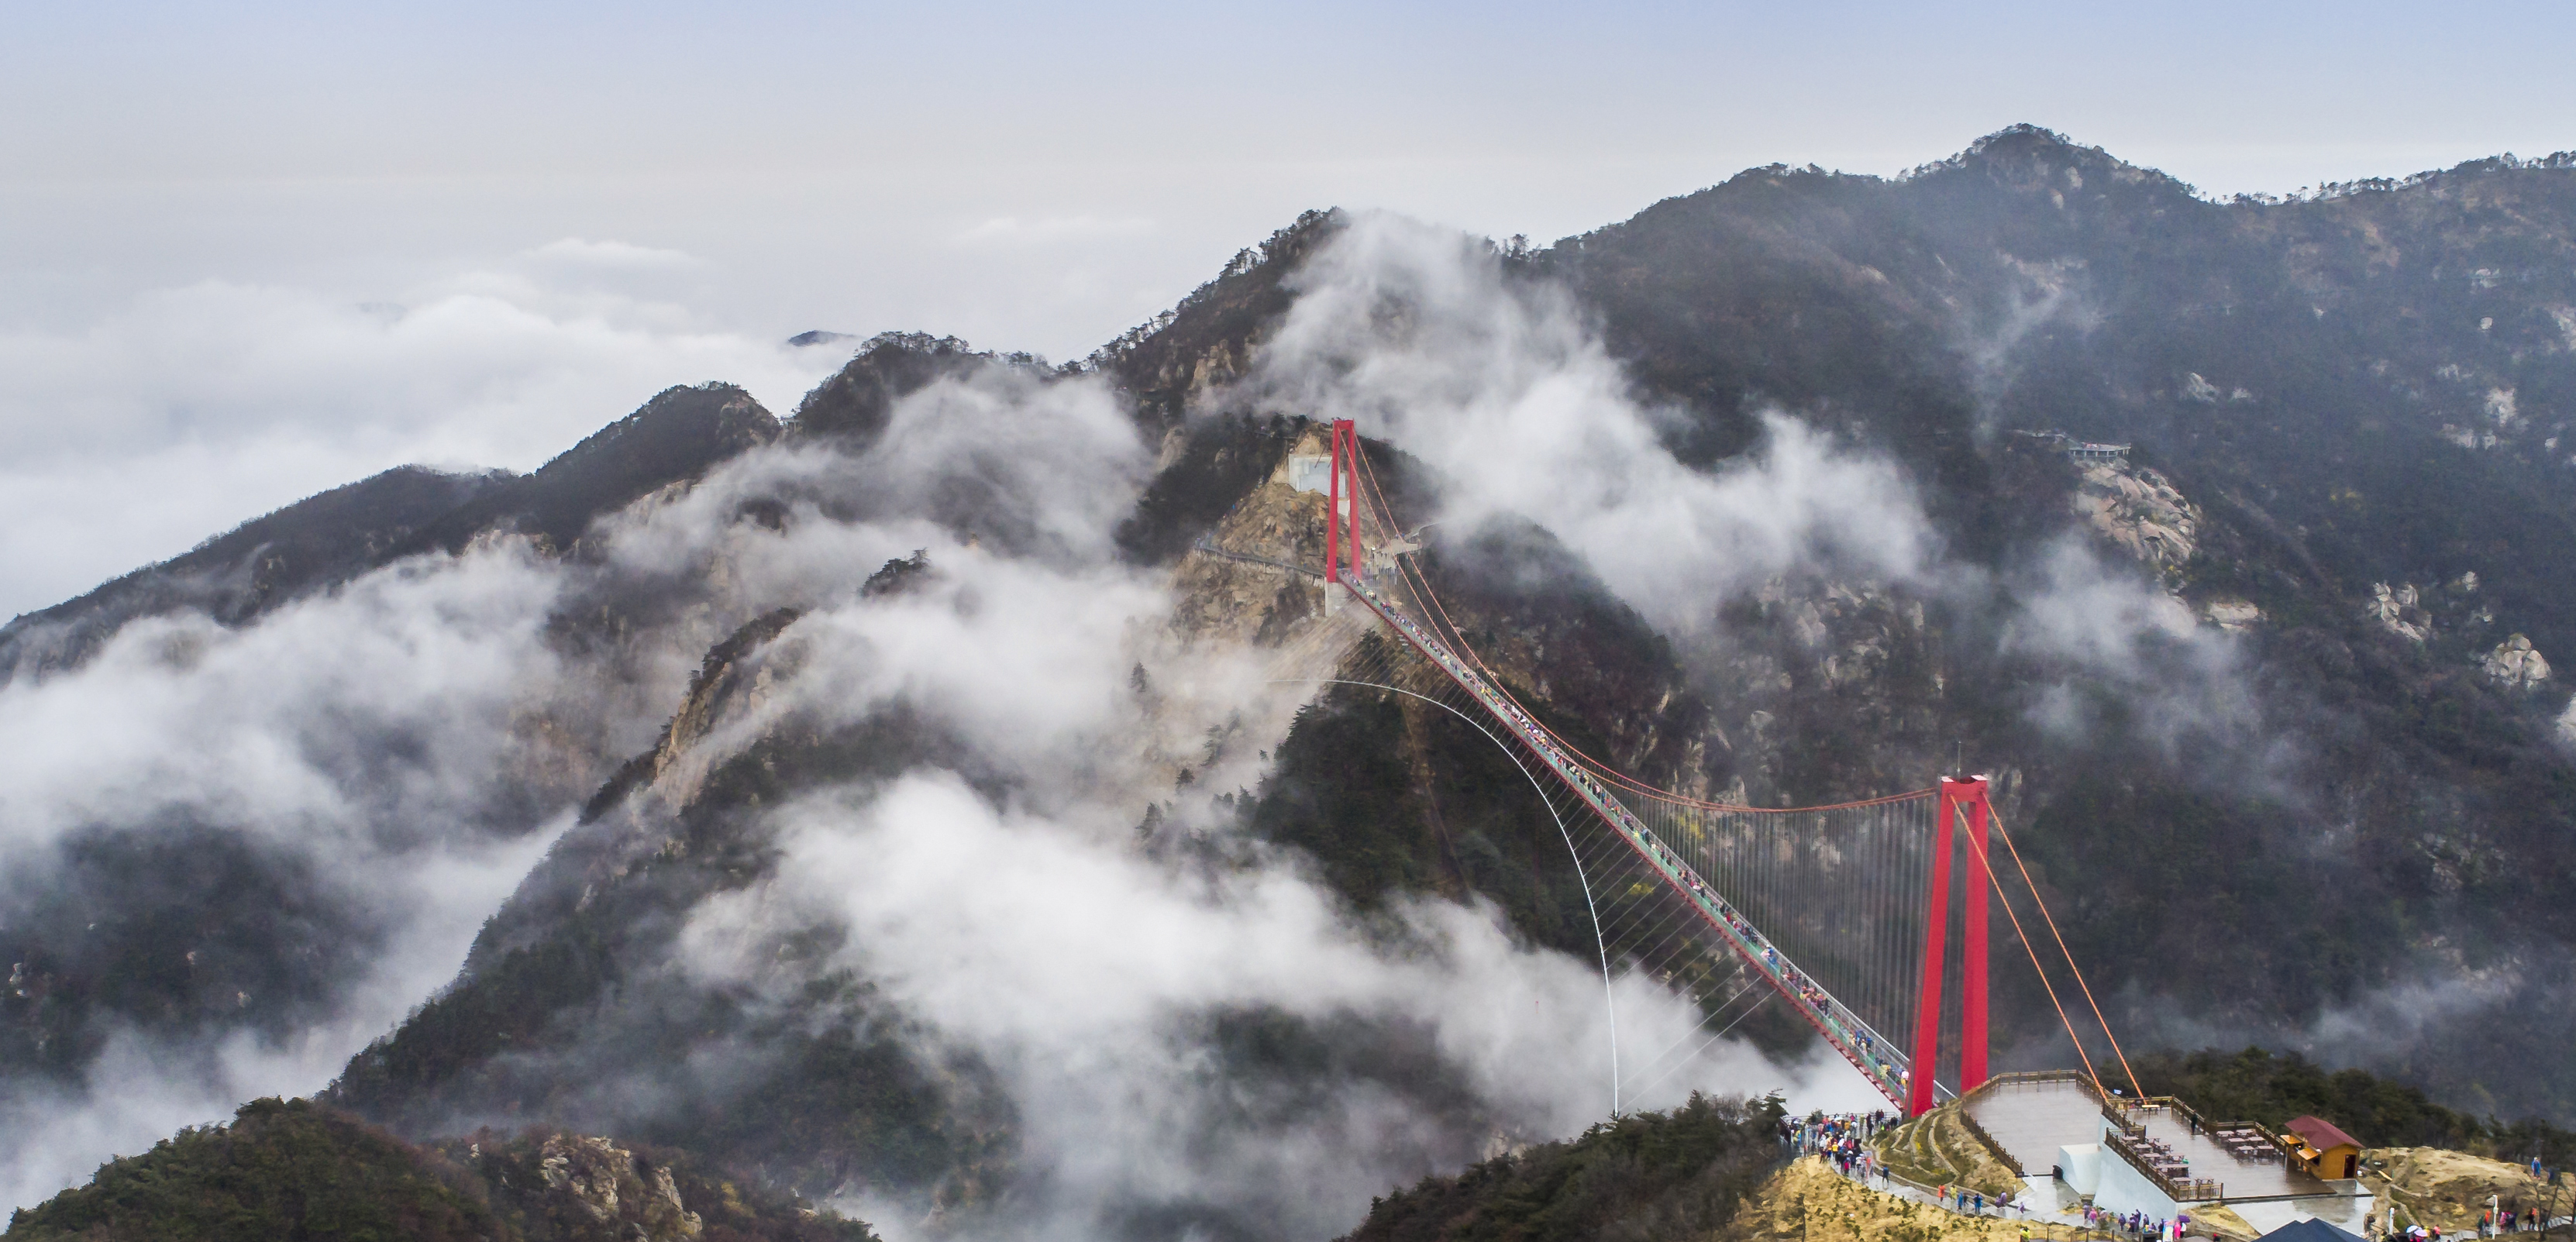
[2105,1128,2224,1202]
[1967,1069,2093,1098]
[1947,1071,2084,1178]
[1944,1074,2313,1202]
[1956,1106,2027,1177]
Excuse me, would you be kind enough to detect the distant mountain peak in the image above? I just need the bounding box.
[1972,121,2082,152]
[788,331,998,442]
[1914,122,2199,200]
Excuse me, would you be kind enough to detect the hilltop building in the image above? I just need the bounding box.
[2014,428,2133,463]
[2283,1116,2363,1180]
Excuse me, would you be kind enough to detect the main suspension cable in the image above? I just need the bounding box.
[1961,803,2104,1100]
[1989,806,2144,1099]
[1348,437,1930,816]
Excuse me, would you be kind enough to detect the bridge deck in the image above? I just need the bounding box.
[1341,570,1915,1108]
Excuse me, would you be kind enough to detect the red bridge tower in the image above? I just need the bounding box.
[1908,775,1992,1116]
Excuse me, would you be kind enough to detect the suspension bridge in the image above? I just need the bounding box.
[1246,419,2140,1118]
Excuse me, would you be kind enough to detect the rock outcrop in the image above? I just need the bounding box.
[2368,582,2433,643]
[2366,1147,2571,1233]
[534,1132,706,1239]
[1719,1157,2023,1242]
[2202,599,2262,632]
[1167,423,1331,645]
[2074,460,2198,575]
[2,1097,866,1242]
[2482,634,2552,690]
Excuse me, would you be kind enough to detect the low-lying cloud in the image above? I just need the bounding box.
[0,255,843,618]
[2003,535,2268,766]
[555,357,1879,1237]
[1247,212,1937,633]
[3,217,1965,1231]
[0,542,617,1211]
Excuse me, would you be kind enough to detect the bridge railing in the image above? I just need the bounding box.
[1340,570,1920,1106]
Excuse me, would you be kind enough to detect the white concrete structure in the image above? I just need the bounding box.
[1287,454,1332,494]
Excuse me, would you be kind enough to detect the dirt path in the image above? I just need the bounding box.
[1874,1106,2025,1199]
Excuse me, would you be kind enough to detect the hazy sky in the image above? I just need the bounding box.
[3,0,2571,617]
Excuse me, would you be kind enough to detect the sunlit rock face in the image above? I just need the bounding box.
[2483,634,2553,690]
[2367,581,2433,643]
[2073,459,2197,576]
[532,1132,706,1240]
[2200,599,2261,632]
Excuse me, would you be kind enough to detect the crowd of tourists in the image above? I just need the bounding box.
[2469,1200,2560,1234]
[2077,1203,2187,1240]
[1784,1111,1891,1183]
[1783,1110,2021,1220]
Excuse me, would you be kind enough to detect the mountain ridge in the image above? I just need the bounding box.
[7,123,2576,1240]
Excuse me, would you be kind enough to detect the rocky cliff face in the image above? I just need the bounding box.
[2074,457,2199,576]
[1165,423,1331,645]
[2482,633,2554,690]
[2369,580,2436,642]
[513,1132,705,1240]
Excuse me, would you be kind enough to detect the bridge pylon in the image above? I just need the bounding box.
[1324,418,1362,590]
[1908,775,1992,1116]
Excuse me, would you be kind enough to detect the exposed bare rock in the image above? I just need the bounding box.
[538,1132,705,1239]
[2073,459,2198,575]
[2201,598,2262,632]
[2366,1147,2572,1233]
[2556,697,2576,749]
[608,605,807,820]
[2481,633,2552,690]
[1702,576,1941,805]
[1169,424,1333,645]
[2367,581,2433,642]
[1720,1157,2026,1242]
[2441,423,2498,450]
[539,1134,625,1221]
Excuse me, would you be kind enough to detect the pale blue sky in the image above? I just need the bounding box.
[1,0,2570,614]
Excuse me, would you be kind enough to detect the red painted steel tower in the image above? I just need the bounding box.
[1325,419,1362,583]
[1906,775,1992,1116]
